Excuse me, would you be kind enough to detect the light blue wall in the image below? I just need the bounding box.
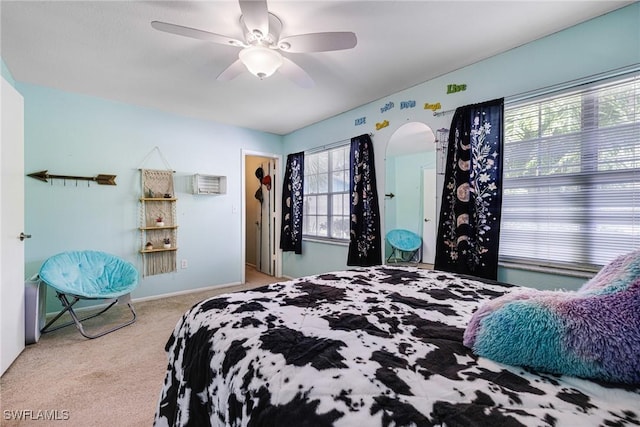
[391,152,435,234]
[282,3,640,290]
[17,83,283,311]
[384,152,436,259]
[283,240,349,279]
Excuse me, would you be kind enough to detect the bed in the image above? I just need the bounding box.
[154,266,640,426]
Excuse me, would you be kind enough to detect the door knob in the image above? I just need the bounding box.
[424,218,431,222]
[19,232,32,241]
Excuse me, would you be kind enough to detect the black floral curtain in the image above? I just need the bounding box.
[348,134,382,266]
[280,152,304,254]
[434,98,504,280]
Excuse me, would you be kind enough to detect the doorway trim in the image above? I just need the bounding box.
[241,149,282,283]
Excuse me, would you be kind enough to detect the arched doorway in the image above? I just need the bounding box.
[385,122,437,264]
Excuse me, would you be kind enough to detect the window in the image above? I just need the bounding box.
[303,145,350,240]
[500,73,640,271]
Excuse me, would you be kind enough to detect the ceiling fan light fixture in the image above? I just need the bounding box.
[239,46,283,79]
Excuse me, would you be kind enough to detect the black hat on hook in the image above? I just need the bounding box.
[254,187,264,204]
[255,166,264,182]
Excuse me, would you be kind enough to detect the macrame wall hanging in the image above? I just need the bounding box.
[139,148,177,276]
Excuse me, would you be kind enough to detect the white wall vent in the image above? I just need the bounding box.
[192,174,227,195]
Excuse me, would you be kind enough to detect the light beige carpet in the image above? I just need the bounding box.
[0,267,281,426]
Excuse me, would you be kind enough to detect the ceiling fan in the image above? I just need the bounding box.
[151,0,357,88]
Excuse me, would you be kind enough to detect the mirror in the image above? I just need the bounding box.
[385,122,437,265]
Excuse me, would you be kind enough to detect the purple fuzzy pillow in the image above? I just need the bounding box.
[464,249,640,384]
[579,249,640,295]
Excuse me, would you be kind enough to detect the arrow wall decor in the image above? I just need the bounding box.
[27,170,117,186]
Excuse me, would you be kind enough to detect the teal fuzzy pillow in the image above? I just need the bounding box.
[464,249,640,384]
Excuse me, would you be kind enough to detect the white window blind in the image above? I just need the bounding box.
[500,73,639,271]
[303,145,350,240]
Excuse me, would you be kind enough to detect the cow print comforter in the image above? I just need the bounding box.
[154,266,640,426]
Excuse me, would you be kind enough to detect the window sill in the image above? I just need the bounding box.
[499,261,597,279]
[302,237,349,247]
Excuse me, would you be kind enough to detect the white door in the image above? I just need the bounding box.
[1,77,26,376]
[257,159,276,275]
[422,168,437,264]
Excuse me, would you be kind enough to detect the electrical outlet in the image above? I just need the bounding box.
[181,259,188,269]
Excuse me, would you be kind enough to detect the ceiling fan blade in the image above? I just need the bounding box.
[278,57,314,89]
[239,0,269,38]
[217,59,247,81]
[151,21,245,47]
[278,32,357,53]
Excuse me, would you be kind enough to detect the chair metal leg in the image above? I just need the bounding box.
[41,292,137,339]
[386,247,396,263]
[407,248,420,263]
[387,247,421,264]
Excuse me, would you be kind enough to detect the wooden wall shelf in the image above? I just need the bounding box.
[140,197,177,202]
[140,247,178,254]
[139,226,178,231]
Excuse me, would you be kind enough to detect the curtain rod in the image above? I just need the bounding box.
[305,133,374,155]
[433,64,640,117]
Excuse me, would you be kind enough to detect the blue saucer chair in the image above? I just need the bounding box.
[39,250,139,339]
[386,229,422,263]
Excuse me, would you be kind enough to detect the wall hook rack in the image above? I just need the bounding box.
[27,170,117,186]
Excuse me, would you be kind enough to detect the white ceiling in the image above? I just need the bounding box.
[1,1,633,135]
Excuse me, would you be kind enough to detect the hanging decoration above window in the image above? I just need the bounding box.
[400,100,416,109]
[424,102,442,112]
[446,83,467,94]
[375,120,390,130]
[380,101,395,113]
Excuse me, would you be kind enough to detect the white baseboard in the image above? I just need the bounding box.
[132,282,242,304]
